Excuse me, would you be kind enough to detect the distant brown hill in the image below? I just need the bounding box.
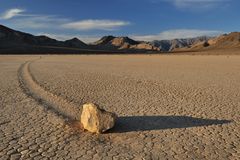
[0,25,89,50]
[178,32,240,52]
[150,36,211,52]
[0,25,159,53]
[208,32,240,48]
[64,38,89,49]
[0,24,240,54]
[92,36,160,51]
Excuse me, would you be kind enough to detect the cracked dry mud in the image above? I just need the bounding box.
[0,55,240,160]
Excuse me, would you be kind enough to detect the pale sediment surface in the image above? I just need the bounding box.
[0,54,240,159]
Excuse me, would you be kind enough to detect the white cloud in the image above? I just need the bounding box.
[167,0,229,9]
[10,15,71,29]
[0,8,25,20]
[131,29,223,41]
[61,19,130,31]
[37,33,100,43]
[0,9,71,29]
[1,9,130,32]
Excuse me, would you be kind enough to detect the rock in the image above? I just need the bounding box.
[80,103,117,133]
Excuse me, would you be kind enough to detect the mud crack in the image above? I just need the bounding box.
[18,59,81,122]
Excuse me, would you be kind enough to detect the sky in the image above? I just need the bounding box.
[0,0,239,43]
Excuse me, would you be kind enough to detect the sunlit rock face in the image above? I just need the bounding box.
[80,103,117,134]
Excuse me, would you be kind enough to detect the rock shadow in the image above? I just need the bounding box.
[111,115,231,133]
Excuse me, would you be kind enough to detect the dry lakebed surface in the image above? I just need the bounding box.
[0,54,240,160]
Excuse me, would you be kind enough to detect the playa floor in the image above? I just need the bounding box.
[0,55,240,159]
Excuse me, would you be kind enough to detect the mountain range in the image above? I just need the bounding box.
[0,24,240,54]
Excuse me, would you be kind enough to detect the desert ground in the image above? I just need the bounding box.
[0,54,240,160]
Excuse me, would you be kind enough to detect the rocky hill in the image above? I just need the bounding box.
[178,32,240,51]
[208,32,240,48]
[1,24,240,54]
[0,25,61,48]
[150,36,211,52]
[0,24,89,51]
[92,36,160,51]
[64,38,89,49]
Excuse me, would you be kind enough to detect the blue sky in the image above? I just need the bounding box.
[0,0,239,43]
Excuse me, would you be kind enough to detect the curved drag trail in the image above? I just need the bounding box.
[18,58,81,122]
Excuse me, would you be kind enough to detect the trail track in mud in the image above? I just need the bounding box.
[17,58,81,122]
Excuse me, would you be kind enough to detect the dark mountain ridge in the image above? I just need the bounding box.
[150,36,211,52]
[1,24,240,54]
